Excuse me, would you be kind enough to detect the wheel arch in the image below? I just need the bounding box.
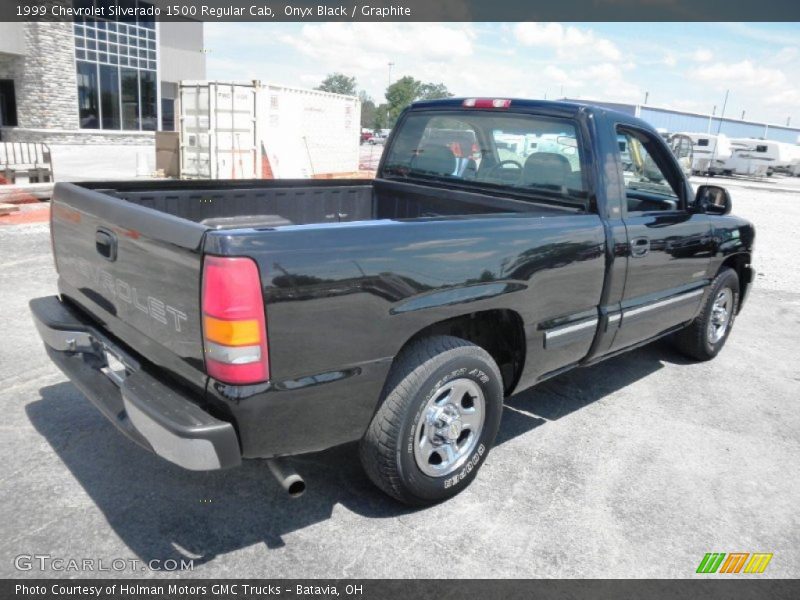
[397,309,526,396]
[718,252,752,313]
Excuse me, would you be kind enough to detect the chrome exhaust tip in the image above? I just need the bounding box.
[266,458,306,498]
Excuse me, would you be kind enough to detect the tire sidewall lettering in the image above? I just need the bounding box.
[443,443,485,490]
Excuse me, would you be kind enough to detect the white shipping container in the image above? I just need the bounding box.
[179,82,258,179]
[178,80,360,180]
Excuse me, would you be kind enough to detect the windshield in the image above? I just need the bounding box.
[381,111,588,209]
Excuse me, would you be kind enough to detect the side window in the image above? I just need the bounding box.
[616,127,682,213]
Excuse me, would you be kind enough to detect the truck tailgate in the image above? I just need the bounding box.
[50,182,209,392]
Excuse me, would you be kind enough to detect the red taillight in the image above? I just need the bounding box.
[201,256,269,385]
[462,98,511,109]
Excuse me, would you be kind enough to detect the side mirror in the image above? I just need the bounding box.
[694,184,731,215]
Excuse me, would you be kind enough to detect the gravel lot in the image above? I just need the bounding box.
[0,176,798,579]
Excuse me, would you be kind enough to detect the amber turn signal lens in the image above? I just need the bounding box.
[203,316,261,346]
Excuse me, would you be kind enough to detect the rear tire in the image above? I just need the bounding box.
[359,336,503,506]
[673,268,739,361]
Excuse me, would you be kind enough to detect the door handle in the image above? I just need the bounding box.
[95,228,118,261]
[630,236,650,258]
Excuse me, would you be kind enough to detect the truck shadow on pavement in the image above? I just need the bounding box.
[495,340,692,446]
[27,340,688,566]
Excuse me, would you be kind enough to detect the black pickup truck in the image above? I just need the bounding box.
[31,99,754,505]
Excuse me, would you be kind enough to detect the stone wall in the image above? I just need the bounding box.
[16,20,80,130]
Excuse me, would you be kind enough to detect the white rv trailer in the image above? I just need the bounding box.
[783,144,800,176]
[678,133,732,175]
[668,133,694,178]
[771,142,800,175]
[717,138,778,177]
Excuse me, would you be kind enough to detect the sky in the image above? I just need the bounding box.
[205,22,800,126]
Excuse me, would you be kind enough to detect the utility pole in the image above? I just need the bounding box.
[716,90,729,137]
[741,110,746,121]
[644,91,649,105]
[707,105,716,134]
[387,62,394,87]
[710,90,729,172]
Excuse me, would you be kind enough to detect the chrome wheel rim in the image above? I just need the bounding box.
[707,288,733,344]
[413,378,485,477]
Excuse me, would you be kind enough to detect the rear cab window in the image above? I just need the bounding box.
[381,110,591,211]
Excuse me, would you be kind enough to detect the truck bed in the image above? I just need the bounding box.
[83,178,574,229]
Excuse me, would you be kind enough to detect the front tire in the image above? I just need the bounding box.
[359,336,503,506]
[673,268,739,361]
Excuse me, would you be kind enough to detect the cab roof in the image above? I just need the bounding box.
[408,97,657,133]
[410,97,589,115]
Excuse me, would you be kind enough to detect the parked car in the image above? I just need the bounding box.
[368,132,388,145]
[31,98,754,506]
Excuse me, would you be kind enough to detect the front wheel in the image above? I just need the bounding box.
[359,336,503,506]
[673,268,739,361]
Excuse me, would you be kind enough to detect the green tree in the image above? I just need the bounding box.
[418,82,453,100]
[384,76,453,127]
[373,103,390,130]
[315,73,357,96]
[359,90,377,129]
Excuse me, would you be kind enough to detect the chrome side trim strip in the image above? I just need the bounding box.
[623,289,704,319]
[608,314,621,324]
[545,318,598,341]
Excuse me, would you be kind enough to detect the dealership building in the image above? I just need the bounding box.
[0,3,204,178]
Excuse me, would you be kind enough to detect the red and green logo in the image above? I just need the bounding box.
[696,552,773,574]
